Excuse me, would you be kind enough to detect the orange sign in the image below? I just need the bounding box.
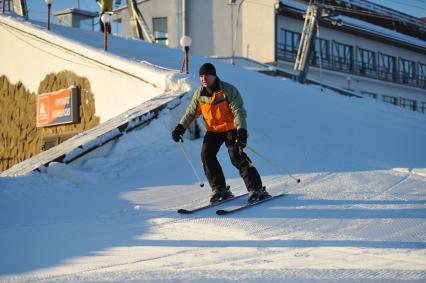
[36,87,79,127]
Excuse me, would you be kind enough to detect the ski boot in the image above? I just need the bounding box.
[248,186,271,204]
[210,186,234,204]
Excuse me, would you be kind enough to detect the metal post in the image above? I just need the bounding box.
[183,46,189,73]
[294,1,321,83]
[178,141,205,187]
[230,0,245,65]
[182,0,186,37]
[346,75,351,89]
[2,0,5,15]
[246,145,301,184]
[230,3,234,64]
[180,36,192,73]
[104,22,108,51]
[316,21,323,91]
[47,4,51,30]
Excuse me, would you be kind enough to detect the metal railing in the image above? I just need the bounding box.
[1,92,187,177]
[276,43,426,89]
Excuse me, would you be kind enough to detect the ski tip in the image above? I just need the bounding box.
[216,210,226,215]
[177,209,189,214]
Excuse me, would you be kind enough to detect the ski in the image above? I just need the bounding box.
[177,193,247,214]
[216,192,286,215]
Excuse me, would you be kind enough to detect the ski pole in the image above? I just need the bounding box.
[178,141,205,188]
[246,144,301,183]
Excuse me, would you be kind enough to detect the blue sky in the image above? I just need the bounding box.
[26,0,426,23]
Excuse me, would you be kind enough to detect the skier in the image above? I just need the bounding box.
[172,63,270,204]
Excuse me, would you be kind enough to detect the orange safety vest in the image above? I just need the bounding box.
[197,90,237,132]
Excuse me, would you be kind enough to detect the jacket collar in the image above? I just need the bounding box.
[201,77,221,97]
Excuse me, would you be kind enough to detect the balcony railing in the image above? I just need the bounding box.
[276,43,426,89]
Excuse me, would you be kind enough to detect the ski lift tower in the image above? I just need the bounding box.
[293,0,322,84]
[294,0,342,84]
[127,0,155,42]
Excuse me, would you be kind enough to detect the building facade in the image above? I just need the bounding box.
[113,0,426,113]
[276,0,426,113]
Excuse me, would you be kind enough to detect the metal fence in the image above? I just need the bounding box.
[276,43,426,89]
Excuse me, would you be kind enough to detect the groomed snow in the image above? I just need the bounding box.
[1,13,426,283]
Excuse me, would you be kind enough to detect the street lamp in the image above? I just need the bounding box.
[45,0,52,30]
[101,13,112,51]
[230,0,245,65]
[180,35,192,74]
[228,0,237,64]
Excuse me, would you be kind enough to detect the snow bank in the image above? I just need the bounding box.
[0,91,187,177]
[0,15,188,92]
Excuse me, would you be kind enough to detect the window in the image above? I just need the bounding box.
[277,29,301,61]
[420,102,426,114]
[79,18,94,32]
[379,53,396,81]
[153,17,168,45]
[419,63,426,79]
[111,19,123,36]
[383,95,398,106]
[400,98,417,111]
[399,58,415,83]
[419,63,426,88]
[358,48,375,75]
[332,41,353,71]
[312,38,329,65]
[361,91,377,99]
[42,133,76,151]
[58,15,72,27]
[285,30,300,53]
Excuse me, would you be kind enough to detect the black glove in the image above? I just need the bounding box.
[172,124,185,142]
[236,128,247,148]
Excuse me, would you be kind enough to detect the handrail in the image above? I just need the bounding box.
[276,43,426,89]
[0,92,187,177]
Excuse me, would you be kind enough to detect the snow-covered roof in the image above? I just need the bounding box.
[0,15,181,91]
[280,0,308,11]
[282,0,426,29]
[336,15,426,49]
[280,0,426,51]
[330,0,426,29]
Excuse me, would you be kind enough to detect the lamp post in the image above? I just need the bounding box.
[228,0,237,64]
[228,0,245,65]
[346,75,351,89]
[45,0,52,30]
[180,35,192,74]
[101,13,112,51]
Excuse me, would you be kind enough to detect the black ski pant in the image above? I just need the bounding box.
[201,130,262,193]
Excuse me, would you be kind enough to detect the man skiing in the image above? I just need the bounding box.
[172,63,270,204]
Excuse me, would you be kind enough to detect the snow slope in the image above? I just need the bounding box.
[1,17,426,283]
